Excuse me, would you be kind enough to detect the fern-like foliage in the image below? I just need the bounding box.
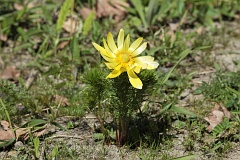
[82,68,157,119]
[213,117,230,137]
[82,68,110,111]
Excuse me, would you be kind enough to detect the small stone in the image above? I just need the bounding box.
[8,151,18,158]
[14,141,24,150]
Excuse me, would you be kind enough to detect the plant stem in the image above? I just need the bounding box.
[116,89,129,146]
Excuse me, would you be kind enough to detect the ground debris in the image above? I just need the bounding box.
[204,103,231,132]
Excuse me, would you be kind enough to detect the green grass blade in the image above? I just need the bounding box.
[226,86,240,97]
[170,105,200,118]
[52,146,59,158]
[57,0,73,34]
[146,0,159,26]
[232,111,240,114]
[155,102,173,117]
[13,43,33,53]
[157,0,171,18]
[71,33,80,61]
[172,154,200,160]
[33,138,40,158]
[21,119,48,128]
[193,46,211,50]
[160,49,191,86]
[208,141,222,153]
[0,138,15,148]
[130,0,148,28]
[51,121,67,131]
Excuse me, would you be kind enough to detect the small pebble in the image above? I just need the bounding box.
[14,141,24,150]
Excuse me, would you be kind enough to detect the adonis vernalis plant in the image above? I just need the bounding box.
[90,29,159,146]
[92,29,159,89]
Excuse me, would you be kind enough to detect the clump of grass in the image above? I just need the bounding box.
[197,71,240,111]
[0,79,34,121]
[195,71,240,155]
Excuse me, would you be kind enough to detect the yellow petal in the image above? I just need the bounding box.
[133,66,141,73]
[134,56,159,69]
[127,69,143,89]
[134,63,148,69]
[106,64,122,78]
[117,29,124,49]
[131,42,147,57]
[146,62,159,69]
[92,42,114,58]
[106,70,122,78]
[107,32,118,53]
[134,56,154,62]
[123,34,130,52]
[103,39,116,57]
[101,54,115,62]
[129,37,143,53]
[105,62,119,69]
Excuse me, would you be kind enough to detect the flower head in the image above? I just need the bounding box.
[92,29,159,89]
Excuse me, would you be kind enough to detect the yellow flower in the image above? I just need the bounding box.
[92,29,159,89]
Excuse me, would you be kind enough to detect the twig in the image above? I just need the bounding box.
[195,69,216,75]
[46,134,91,140]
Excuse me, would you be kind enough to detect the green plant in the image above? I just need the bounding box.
[83,67,157,145]
[51,145,59,160]
[0,98,15,148]
[33,137,40,159]
[183,137,194,151]
[197,71,240,112]
[128,0,240,30]
[0,79,35,120]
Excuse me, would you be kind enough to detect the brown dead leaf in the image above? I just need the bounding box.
[57,41,69,49]
[219,103,231,119]
[0,130,14,140]
[0,66,20,81]
[63,18,79,34]
[15,127,47,141]
[54,94,69,107]
[0,121,15,140]
[0,120,48,141]
[14,1,37,10]
[1,120,10,130]
[15,128,30,140]
[15,126,47,141]
[79,7,94,19]
[0,34,7,42]
[204,103,231,131]
[79,0,129,21]
[34,129,47,137]
[196,27,204,35]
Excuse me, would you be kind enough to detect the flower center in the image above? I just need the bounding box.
[121,53,130,63]
[116,51,134,69]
